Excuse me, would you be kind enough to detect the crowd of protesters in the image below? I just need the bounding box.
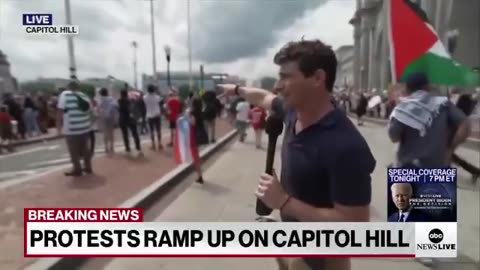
[4,80,226,182]
[1,92,57,153]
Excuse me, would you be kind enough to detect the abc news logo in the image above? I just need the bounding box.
[417,228,456,250]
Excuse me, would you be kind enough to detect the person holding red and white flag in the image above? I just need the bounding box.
[174,96,207,184]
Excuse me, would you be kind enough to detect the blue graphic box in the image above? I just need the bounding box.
[387,168,457,222]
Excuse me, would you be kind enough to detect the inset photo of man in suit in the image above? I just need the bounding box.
[388,183,432,222]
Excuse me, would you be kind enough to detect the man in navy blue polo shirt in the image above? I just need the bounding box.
[219,39,376,270]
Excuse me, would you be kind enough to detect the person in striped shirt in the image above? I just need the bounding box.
[56,81,93,177]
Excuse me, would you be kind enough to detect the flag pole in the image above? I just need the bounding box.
[150,0,158,88]
[65,0,77,79]
[386,0,396,85]
[187,0,193,93]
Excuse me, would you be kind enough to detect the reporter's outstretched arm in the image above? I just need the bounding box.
[218,84,277,111]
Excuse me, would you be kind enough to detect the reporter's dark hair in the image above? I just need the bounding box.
[274,39,337,92]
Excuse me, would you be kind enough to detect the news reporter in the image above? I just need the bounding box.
[218,39,376,270]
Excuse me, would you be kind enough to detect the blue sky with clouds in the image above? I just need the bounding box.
[0,0,356,85]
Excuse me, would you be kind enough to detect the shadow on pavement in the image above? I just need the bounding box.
[66,175,107,190]
[122,154,150,163]
[196,181,232,196]
[457,175,480,192]
[369,205,385,221]
[432,254,480,270]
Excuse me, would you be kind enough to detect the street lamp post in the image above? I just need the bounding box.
[0,78,4,95]
[108,75,115,92]
[65,0,77,79]
[149,0,157,86]
[164,45,171,88]
[132,41,138,90]
[187,0,193,92]
[200,64,204,90]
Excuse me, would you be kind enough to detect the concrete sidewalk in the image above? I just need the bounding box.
[9,128,62,147]
[105,129,430,270]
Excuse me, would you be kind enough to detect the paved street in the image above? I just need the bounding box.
[0,122,171,186]
[0,132,148,185]
[105,120,479,270]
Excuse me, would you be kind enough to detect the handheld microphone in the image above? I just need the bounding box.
[256,112,284,216]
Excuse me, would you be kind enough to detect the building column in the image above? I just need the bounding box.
[380,2,390,90]
[360,26,370,92]
[434,0,452,43]
[353,27,361,91]
[367,27,375,92]
[380,31,389,90]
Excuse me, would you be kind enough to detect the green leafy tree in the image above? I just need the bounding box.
[79,83,96,98]
[260,76,277,91]
[20,81,56,95]
[112,81,127,92]
[178,84,190,100]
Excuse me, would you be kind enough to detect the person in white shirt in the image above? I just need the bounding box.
[235,98,250,142]
[97,88,118,154]
[143,84,163,150]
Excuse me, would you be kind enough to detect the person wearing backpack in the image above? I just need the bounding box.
[388,73,471,168]
[202,91,220,143]
[56,81,93,177]
[228,95,242,123]
[97,88,118,154]
[118,89,143,156]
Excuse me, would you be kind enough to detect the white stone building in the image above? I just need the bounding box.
[335,45,354,89]
[0,50,18,96]
[142,72,245,95]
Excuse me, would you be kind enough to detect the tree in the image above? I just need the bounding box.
[20,81,56,95]
[260,76,277,90]
[79,83,96,98]
[178,84,190,100]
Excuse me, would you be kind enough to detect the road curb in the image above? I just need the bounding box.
[11,130,101,148]
[10,135,63,148]
[347,113,480,150]
[24,129,238,270]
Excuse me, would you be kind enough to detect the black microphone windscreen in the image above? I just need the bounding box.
[265,115,284,137]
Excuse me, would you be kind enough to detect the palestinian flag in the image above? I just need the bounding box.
[388,0,479,86]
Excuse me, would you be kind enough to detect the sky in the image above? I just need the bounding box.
[0,0,356,86]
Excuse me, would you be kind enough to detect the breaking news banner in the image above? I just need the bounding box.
[22,13,79,35]
[24,208,457,258]
[387,168,457,222]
